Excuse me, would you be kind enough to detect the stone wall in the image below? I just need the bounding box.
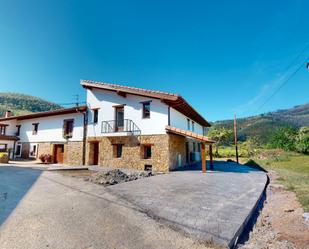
[63,141,83,165]
[87,135,170,172]
[168,133,187,170]
[20,141,84,165]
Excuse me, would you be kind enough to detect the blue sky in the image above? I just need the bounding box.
[0,0,308,121]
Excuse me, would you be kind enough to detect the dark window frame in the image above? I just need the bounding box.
[187,118,190,130]
[16,125,21,136]
[113,144,123,158]
[63,119,74,138]
[93,109,99,124]
[142,101,151,119]
[143,145,152,159]
[32,123,39,135]
[0,124,7,136]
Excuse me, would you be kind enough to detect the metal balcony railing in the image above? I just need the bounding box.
[101,119,141,135]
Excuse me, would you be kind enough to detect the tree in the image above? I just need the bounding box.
[207,127,233,156]
[268,127,297,151]
[295,126,309,154]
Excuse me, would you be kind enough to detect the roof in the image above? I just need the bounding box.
[165,126,215,144]
[81,79,211,127]
[0,106,87,122]
[0,135,19,141]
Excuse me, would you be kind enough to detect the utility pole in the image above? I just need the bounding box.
[234,114,239,164]
[73,94,79,107]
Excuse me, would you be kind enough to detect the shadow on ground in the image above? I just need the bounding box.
[0,166,42,226]
[174,160,263,173]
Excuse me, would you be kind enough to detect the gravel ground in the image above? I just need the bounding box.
[238,171,309,249]
[84,169,153,185]
[59,168,154,186]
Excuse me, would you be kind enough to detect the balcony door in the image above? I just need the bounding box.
[115,106,124,132]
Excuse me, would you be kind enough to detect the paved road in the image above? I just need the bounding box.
[0,163,267,249]
[107,162,267,247]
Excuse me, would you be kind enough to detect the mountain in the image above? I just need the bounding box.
[212,103,309,143]
[0,93,62,117]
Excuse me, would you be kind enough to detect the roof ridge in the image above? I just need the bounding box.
[80,79,180,97]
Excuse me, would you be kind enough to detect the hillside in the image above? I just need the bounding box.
[0,93,62,117]
[212,103,309,143]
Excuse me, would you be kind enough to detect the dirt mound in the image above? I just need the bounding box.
[85,169,153,186]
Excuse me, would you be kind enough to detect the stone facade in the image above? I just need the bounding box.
[63,141,84,165]
[20,141,83,166]
[86,134,201,172]
[87,135,170,172]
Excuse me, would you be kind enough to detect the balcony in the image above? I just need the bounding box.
[101,119,141,136]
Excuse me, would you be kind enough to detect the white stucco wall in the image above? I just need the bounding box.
[87,88,169,136]
[169,107,204,135]
[17,113,84,143]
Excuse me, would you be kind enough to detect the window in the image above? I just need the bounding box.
[142,102,151,119]
[187,119,190,130]
[192,121,195,132]
[113,144,123,158]
[32,123,39,135]
[93,109,98,124]
[0,144,7,152]
[63,119,74,138]
[16,125,21,136]
[143,145,152,159]
[0,125,7,135]
[198,143,201,152]
[193,142,196,152]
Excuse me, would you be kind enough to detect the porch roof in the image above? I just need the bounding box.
[165,126,215,144]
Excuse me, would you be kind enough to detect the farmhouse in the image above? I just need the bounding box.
[0,80,214,172]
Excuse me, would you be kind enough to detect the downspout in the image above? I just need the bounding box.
[76,107,88,166]
[82,109,88,165]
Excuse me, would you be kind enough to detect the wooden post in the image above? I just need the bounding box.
[234,114,239,164]
[202,143,206,173]
[209,144,213,170]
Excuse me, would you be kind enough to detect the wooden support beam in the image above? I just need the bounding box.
[209,144,214,170]
[202,143,206,173]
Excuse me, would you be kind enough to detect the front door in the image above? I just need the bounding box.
[54,144,64,164]
[15,143,22,157]
[93,142,99,165]
[115,106,124,132]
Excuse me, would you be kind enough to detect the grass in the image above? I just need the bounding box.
[257,152,309,212]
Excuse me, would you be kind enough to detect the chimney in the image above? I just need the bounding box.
[5,110,12,118]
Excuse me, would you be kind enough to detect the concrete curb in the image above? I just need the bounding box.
[230,172,270,248]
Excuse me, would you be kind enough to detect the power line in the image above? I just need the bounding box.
[252,57,308,115]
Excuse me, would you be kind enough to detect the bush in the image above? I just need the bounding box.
[39,154,52,164]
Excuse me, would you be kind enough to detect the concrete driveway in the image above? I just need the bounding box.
[0,162,267,249]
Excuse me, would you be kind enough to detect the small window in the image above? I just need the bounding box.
[198,143,201,152]
[193,142,196,152]
[32,123,39,135]
[192,121,195,132]
[63,119,74,138]
[16,125,21,136]
[0,144,7,152]
[143,145,152,159]
[142,102,151,119]
[144,165,152,171]
[114,144,123,158]
[187,119,190,130]
[93,109,98,124]
[0,125,7,135]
